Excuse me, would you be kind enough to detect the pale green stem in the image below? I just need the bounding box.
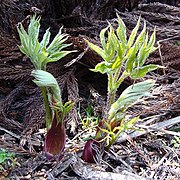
[107,71,128,107]
[40,86,52,130]
[107,74,115,106]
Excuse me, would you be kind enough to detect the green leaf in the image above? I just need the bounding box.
[58,43,72,52]
[134,20,146,48]
[85,39,106,60]
[109,25,119,50]
[127,16,141,49]
[28,15,41,46]
[103,120,112,131]
[91,62,112,74]
[38,48,49,63]
[137,32,149,66]
[40,28,51,49]
[105,28,115,62]
[17,24,29,55]
[34,40,41,54]
[100,26,109,50]
[52,101,74,121]
[48,35,69,53]
[47,27,69,52]
[124,116,139,130]
[116,13,127,49]
[108,79,155,119]
[147,27,156,50]
[125,43,138,73]
[31,70,62,102]
[99,128,114,136]
[46,50,76,63]
[130,64,163,79]
[111,55,121,70]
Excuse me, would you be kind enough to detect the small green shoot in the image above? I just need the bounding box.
[17,15,76,130]
[176,41,180,46]
[17,16,75,159]
[78,104,99,129]
[0,149,15,172]
[171,136,180,148]
[82,14,163,163]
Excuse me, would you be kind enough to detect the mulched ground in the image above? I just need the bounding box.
[0,0,180,179]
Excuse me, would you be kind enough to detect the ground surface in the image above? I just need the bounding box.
[0,0,180,179]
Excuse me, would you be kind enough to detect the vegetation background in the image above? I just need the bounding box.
[0,0,179,179]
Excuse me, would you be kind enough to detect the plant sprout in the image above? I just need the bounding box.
[82,14,163,163]
[17,16,75,159]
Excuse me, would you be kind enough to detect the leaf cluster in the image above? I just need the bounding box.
[17,15,76,70]
[85,14,163,149]
[87,14,162,80]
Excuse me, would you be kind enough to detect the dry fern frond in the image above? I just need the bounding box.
[148,43,180,71]
[138,2,180,15]
[66,70,79,133]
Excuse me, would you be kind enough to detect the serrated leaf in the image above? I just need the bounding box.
[130,64,163,79]
[109,79,155,119]
[40,28,51,49]
[100,26,109,50]
[127,16,141,49]
[125,43,138,73]
[116,13,127,49]
[90,62,112,74]
[85,39,106,60]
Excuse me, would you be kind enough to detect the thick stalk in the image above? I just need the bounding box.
[107,74,116,106]
[40,86,52,130]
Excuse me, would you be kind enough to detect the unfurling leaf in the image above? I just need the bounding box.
[109,79,155,119]
[31,70,62,103]
[90,62,112,74]
[40,28,51,49]
[125,43,138,73]
[100,26,109,50]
